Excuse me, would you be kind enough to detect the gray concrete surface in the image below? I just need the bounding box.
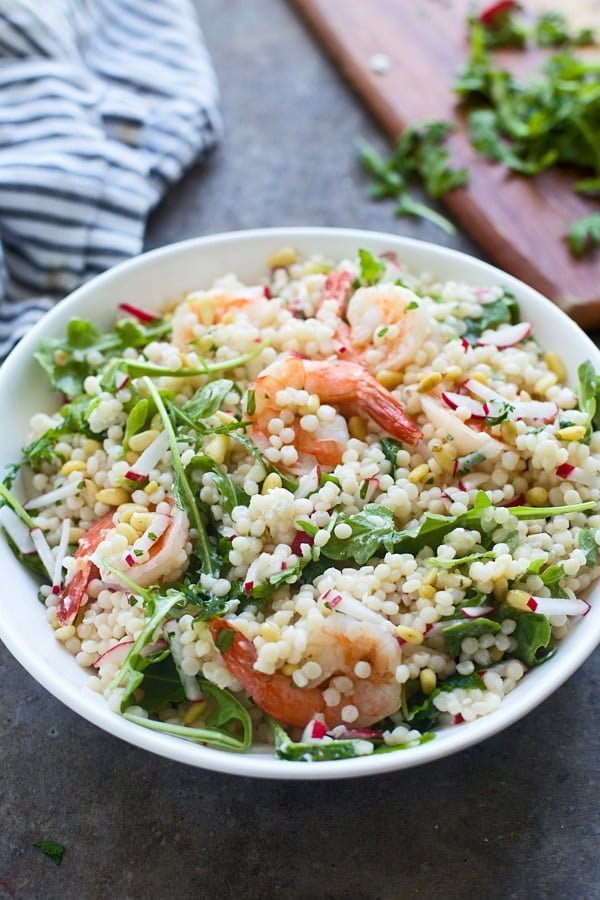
[1,1,598,898]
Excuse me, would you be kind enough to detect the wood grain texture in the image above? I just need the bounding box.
[293,0,600,324]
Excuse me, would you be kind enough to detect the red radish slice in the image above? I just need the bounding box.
[476,322,532,347]
[296,465,320,499]
[93,640,134,670]
[336,727,383,740]
[25,481,80,510]
[442,391,486,417]
[379,251,400,266]
[30,528,55,579]
[499,494,525,508]
[52,517,71,595]
[321,590,395,631]
[244,581,254,594]
[526,596,591,617]
[115,370,130,391]
[512,400,558,424]
[420,394,505,458]
[458,472,488,492]
[291,530,314,556]
[479,0,517,23]
[0,505,35,554]
[461,605,495,618]
[125,430,168,481]
[118,302,158,323]
[301,717,328,743]
[361,477,379,503]
[555,463,595,486]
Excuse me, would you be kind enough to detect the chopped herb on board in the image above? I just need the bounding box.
[34,841,65,866]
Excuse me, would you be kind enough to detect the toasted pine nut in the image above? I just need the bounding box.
[408,463,430,484]
[95,487,130,506]
[348,415,367,440]
[261,473,282,494]
[54,624,76,641]
[506,589,532,612]
[395,626,424,645]
[500,421,518,444]
[432,447,455,474]
[183,701,207,725]
[124,451,138,465]
[545,352,566,381]
[420,668,437,695]
[445,366,463,382]
[129,512,154,532]
[470,372,488,385]
[129,429,159,452]
[117,503,148,523]
[525,486,548,507]
[204,435,230,465]
[489,646,503,663]
[376,369,403,390]
[417,372,442,393]
[557,425,586,442]
[115,522,139,543]
[419,584,436,600]
[534,373,557,395]
[144,480,159,495]
[60,460,86,475]
[267,247,297,269]
[259,622,280,641]
[281,662,298,676]
[69,527,85,543]
[82,439,101,455]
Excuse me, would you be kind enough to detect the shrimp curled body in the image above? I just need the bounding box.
[211,616,403,729]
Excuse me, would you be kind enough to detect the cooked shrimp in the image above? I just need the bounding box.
[211,615,403,728]
[172,287,268,349]
[56,513,116,625]
[346,284,432,372]
[57,504,190,625]
[249,356,422,469]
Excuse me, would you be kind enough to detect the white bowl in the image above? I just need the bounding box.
[1,227,599,780]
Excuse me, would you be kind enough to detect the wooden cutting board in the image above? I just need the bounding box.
[293,0,600,326]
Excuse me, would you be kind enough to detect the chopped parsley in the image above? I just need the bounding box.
[34,841,65,866]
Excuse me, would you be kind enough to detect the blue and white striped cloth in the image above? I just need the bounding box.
[0,0,221,357]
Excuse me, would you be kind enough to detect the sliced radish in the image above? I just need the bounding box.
[479,0,517,24]
[125,430,168,481]
[461,605,495,618]
[30,528,55,579]
[334,726,384,740]
[115,370,130,391]
[0,505,35,554]
[555,463,595,486]
[361,477,380,503]
[321,590,395,631]
[296,465,321,499]
[93,640,134,670]
[421,395,505,458]
[25,481,80,510]
[291,530,314,556]
[458,472,488,492]
[526,595,591,617]
[499,494,525,508]
[244,581,254,594]
[301,718,328,743]
[118,302,159,323]
[513,400,558,424]
[51,517,71,595]
[442,391,486,418]
[476,322,532,347]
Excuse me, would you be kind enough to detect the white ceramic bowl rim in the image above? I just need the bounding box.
[1,226,599,780]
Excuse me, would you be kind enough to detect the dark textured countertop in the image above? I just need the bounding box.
[1,2,597,898]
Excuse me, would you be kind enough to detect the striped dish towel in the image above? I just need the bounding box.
[0,0,221,358]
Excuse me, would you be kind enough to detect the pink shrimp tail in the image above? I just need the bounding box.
[356,376,422,445]
[210,619,326,728]
[56,512,115,625]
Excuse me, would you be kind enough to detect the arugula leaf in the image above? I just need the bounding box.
[535,12,596,48]
[124,679,252,751]
[498,604,555,666]
[318,492,594,566]
[229,431,298,493]
[442,618,500,656]
[568,213,600,258]
[3,531,47,579]
[358,122,467,234]
[380,437,402,478]
[180,583,229,620]
[144,378,212,574]
[35,315,170,399]
[34,841,65,866]
[579,529,598,568]
[0,482,36,529]
[577,360,600,440]
[539,563,567,598]
[139,654,185,713]
[357,249,386,286]
[123,398,149,449]
[427,550,495,569]
[462,289,520,342]
[186,454,247,515]
[184,379,234,420]
[406,672,486,729]
[476,8,528,49]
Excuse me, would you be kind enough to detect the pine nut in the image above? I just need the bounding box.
[204,435,230,465]
[525,486,548,506]
[348,415,367,440]
[115,522,139,543]
[129,429,159,452]
[95,487,130,506]
[395,626,424,645]
[420,668,437,695]
[144,481,159,495]
[267,247,297,269]
[445,366,463,382]
[545,352,566,381]
[261,473,282,494]
[408,463,430,484]
[259,622,280,641]
[54,625,76,641]
[534,373,557,395]
[376,370,404,390]
[69,527,85,543]
[60,460,86,475]
[417,372,442,393]
[183,701,207,725]
[506,589,531,612]
[557,425,586,442]
[117,503,148,523]
[419,584,436,600]
[129,512,154,532]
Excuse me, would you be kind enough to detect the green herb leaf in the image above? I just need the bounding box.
[139,654,185,713]
[406,672,486,729]
[380,437,403,478]
[498,604,555,666]
[427,550,496,569]
[184,379,234,420]
[579,528,598,568]
[34,841,65,866]
[577,359,600,440]
[357,248,386,286]
[442,618,500,656]
[186,454,247,515]
[568,213,600,257]
[123,398,149,449]
[462,289,520,342]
